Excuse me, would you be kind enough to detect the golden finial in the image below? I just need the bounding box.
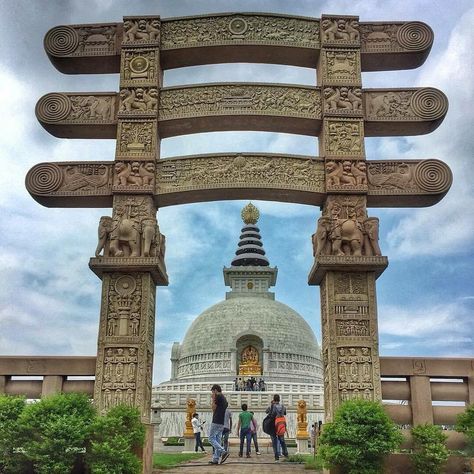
[241,202,259,224]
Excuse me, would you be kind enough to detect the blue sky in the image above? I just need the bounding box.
[0,0,472,384]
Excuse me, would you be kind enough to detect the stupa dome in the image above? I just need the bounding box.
[169,204,323,385]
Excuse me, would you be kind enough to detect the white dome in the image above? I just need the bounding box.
[174,296,322,384]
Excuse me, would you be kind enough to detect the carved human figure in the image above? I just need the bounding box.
[107,317,117,336]
[127,362,136,382]
[363,218,382,256]
[95,216,113,257]
[130,317,139,336]
[104,389,112,410]
[116,362,124,381]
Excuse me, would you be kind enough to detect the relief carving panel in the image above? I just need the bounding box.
[161,14,320,49]
[366,88,448,121]
[324,119,365,156]
[323,87,363,115]
[337,347,374,401]
[121,49,159,84]
[36,93,116,123]
[360,21,433,52]
[117,120,157,159]
[321,17,360,46]
[119,87,158,115]
[157,154,325,193]
[122,17,160,45]
[321,50,361,85]
[159,85,321,120]
[44,24,118,57]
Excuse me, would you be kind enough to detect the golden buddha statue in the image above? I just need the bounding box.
[238,345,262,376]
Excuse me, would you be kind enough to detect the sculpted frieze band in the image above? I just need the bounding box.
[44,17,432,73]
[25,157,452,209]
[36,86,447,139]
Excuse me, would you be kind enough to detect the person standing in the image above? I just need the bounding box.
[236,403,253,458]
[209,384,230,465]
[222,407,233,452]
[266,394,289,462]
[249,411,261,455]
[191,413,206,453]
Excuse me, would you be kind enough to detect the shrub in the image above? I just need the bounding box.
[85,405,145,474]
[410,424,449,474]
[317,399,403,474]
[0,395,29,473]
[18,393,95,474]
[456,404,474,456]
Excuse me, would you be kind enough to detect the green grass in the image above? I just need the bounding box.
[153,452,206,469]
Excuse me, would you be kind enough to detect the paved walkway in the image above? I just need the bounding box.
[153,452,311,473]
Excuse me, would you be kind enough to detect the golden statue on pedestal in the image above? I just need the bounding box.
[238,345,262,376]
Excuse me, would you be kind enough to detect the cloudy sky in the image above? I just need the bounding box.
[0,0,472,385]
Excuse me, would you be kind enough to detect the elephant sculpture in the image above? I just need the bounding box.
[313,217,332,256]
[109,216,141,257]
[95,216,113,257]
[329,217,364,256]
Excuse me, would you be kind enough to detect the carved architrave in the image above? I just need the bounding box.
[365,88,448,121]
[324,119,365,157]
[44,23,119,57]
[159,84,321,120]
[36,93,117,124]
[116,120,157,159]
[161,14,320,50]
[320,16,360,47]
[360,21,433,53]
[94,272,156,422]
[121,49,160,85]
[320,49,361,85]
[157,154,325,194]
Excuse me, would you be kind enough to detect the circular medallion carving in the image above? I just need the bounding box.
[44,26,79,56]
[26,163,63,194]
[115,275,137,296]
[36,93,72,122]
[414,159,452,193]
[410,88,448,120]
[396,22,433,51]
[129,56,149,74]
[229,17,248,35]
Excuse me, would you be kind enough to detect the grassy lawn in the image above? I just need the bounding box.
[153,452,206,469]
[286,453,324,471]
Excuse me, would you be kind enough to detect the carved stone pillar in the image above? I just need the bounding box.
[311,15,387,422]
[88,17,167,473]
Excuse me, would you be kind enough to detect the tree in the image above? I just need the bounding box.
[85,405,145,474]
[318,399,403,474]
[19,393,96,474]
[0,395,28,473]
[410,424,449,474]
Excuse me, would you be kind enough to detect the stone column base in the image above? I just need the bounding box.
[183,436,195,453]
[296,437,309,454]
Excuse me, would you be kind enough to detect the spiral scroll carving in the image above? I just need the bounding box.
[410,88,448,120]
[26,163,63,195]
[44,26,79,56]
[414,160,452,193]
[396,22,433,51]
[36,93,72,122]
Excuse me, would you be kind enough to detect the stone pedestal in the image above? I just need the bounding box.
[309,256,387,421]
[296,437,310,454]
[183,436,195,453]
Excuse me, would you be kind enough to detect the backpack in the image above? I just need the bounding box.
[275,415,286,436]
[262,413,276,435]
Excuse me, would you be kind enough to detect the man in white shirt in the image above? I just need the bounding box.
[191,413,206,452]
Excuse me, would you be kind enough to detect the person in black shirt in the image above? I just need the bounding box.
[208,384,230,465]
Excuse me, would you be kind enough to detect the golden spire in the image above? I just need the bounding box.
[241,202,259,224]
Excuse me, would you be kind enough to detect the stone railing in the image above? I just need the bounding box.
[1,356,472,428]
